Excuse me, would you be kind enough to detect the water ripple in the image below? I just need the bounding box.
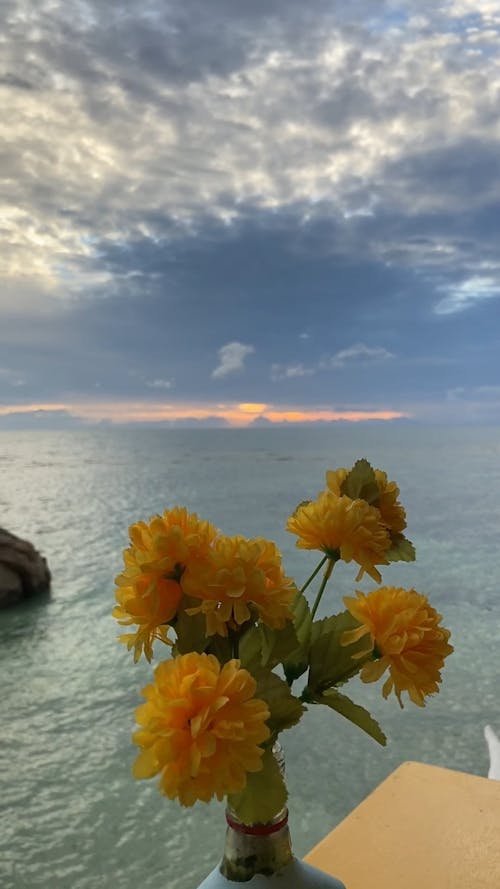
[0,427,498,888]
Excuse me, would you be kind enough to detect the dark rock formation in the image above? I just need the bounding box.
[0,528,51,608]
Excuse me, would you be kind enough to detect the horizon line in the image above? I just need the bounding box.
[0,401,409,427]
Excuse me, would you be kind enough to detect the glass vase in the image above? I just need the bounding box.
[195,805,346,887]
[196,744,345,887]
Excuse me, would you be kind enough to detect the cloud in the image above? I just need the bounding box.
[137,416,230,428]
[0,398,408,427]
[1,1,500,424]
[271,343,394,383]
[323,343,395,369]
[434,276,500,315]
[0,409,86,429]
[0,208,494,417]
[211,342,255,379]
[2,0,500,300]
[145,378,174,389]
[271,363,315,381]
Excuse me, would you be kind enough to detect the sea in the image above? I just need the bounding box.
[0,425,499,889]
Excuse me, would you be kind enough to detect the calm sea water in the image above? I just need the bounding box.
[1,425,499,889]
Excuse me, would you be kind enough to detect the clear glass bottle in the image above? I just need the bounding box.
[196,745,346,887]
[196,804,346,887]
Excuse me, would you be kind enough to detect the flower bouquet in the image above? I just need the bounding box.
[113,459,453,886]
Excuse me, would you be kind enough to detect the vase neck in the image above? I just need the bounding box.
[220,807,293,881]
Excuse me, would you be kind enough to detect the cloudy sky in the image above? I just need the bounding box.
[1,0,499,427]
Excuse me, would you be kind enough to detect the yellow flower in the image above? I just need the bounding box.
[132,653,270,806]
[343,587,453,707]
[114,582,178,663]
[325,467,349,496]
[326,466,406,536]
[286,491,390,583]
[113,508,218,661]
[373,470,407,535]
[183,535,296,636]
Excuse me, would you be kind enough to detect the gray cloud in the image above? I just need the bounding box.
[3,0,500,297]
[0,72,35,90]
[271,343,395,382]
[0,409,87,429]
[434,276,500,315]
[212,342,255,379]
[145,378,174,389]
[1,0,500,422]
[324,344,395,369]
[271,363,316,382]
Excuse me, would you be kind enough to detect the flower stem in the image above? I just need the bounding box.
[310,558,336,620]
[300,555,328,594]
[228,629,239,660]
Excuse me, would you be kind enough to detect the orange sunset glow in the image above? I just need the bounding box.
[0,401,409,426]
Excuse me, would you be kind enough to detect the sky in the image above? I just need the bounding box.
[1,0,500,427]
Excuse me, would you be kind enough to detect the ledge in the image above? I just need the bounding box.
[304,761,500,888]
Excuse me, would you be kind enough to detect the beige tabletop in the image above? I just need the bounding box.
[304,761,500,888]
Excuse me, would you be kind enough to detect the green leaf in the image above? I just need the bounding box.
[238,624,264,672]
[239,622,300,673]
[317,689,387,746]
[283,589,312,684]
[254,670,305,736]
[386,535,416,563]
[228,745,288,824]
[307,610,371,695]
[259,622,301,668]
[173,597,207,655]
[292,589,313,647]
[205,633,233,665]
[341,458,379,505]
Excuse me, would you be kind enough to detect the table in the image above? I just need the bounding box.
[304,761,500,888]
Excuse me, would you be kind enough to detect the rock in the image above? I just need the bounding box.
[0,528,51,608]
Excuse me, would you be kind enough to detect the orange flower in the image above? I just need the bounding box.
[113,508,218,661]
[183,535,296,636]
[286,491,390,583]
[132,653,270,806]
[326,466,406,536]
[325,468,349,496]
[373,470,407,536]
[343,587,453,707]
[114,582,178,663]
